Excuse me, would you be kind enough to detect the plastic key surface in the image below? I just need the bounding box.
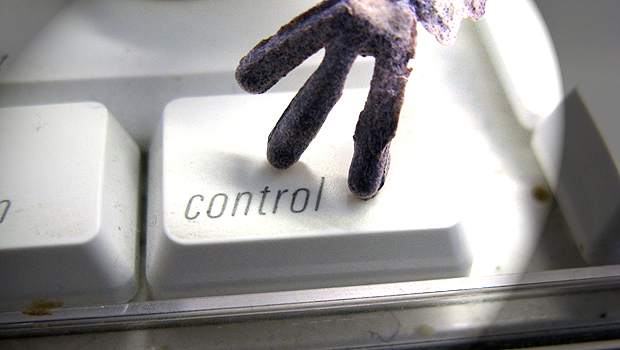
[146,90,473,299]
[0,102,141,311]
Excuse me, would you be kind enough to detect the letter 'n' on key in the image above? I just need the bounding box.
[233,192,253,216]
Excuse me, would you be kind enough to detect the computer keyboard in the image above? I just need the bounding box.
[0,2,548,313]
[1,0,620,346]
[0,0,566,306]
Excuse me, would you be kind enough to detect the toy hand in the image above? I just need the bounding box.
[236,0,486,199]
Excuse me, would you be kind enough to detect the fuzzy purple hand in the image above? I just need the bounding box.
[236,0,486,199]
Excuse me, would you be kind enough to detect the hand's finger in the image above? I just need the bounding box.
[348,54,410,199]
[267,36,358,169]
[236,0,348,94]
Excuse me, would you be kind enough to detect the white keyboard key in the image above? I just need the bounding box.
[532,4,620,265]
[483,1,620,265]
[549,91,620,265]
[479,0,565,194]
[0,102,140,310]
[146,91,473,299]
[478,1,620,266]
[478,0,563,130]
